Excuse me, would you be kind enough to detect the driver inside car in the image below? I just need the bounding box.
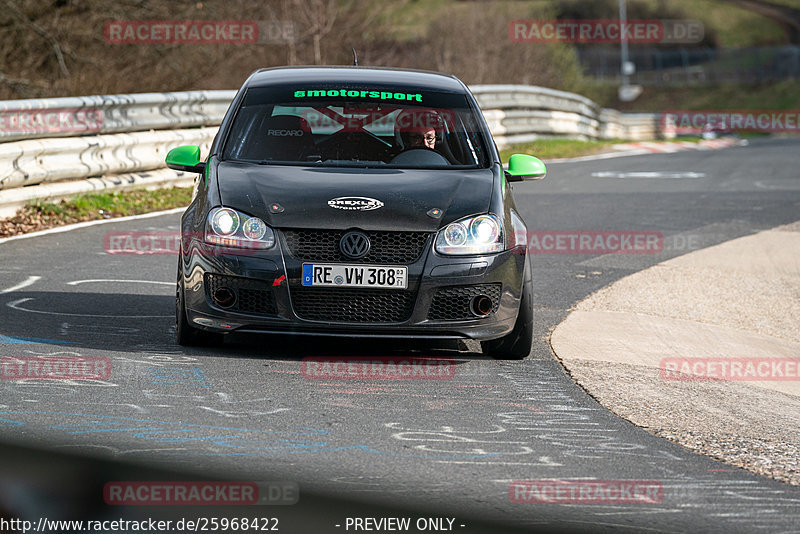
[394,108,443,151]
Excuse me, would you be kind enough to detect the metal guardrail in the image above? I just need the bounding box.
[0,91,235,143]
[471,85,599,118]
[0,127,216,191]
[0,85,665,216]
[472,85,661,146]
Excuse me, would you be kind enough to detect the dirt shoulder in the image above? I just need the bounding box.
[551,221,800,485]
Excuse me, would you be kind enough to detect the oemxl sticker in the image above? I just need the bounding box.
[327,197,384,211]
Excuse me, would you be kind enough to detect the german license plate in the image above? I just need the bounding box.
[301,264,407,289]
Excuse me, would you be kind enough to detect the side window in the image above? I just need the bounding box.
[224,106,264,159]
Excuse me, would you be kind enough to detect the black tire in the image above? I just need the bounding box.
[481,265,533,360]
[175,259,224,347]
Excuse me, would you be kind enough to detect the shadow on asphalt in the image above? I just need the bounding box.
[0,290,489,363]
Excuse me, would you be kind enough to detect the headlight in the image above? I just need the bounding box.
[205,207,275,249]
[211,208,239,236]
[443,222,467,247]
[242,217,267,240]
[435,214,504,255]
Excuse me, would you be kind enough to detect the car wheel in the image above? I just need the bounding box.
[175,259,224,347]
[481,265,533,360]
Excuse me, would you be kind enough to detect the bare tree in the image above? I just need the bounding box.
[292,0,338,64]
[2,0,70,77]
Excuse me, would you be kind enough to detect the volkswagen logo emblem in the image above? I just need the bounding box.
[339,231,371,259]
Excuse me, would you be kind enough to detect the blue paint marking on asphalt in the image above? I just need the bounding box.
[0,411,500,460]
[0,418,25,427]
[147,367,211,388]
[0,334,79,345]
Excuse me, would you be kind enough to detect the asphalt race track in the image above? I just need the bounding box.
[1,138,799,533]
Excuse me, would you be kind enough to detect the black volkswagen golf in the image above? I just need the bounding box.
[166,66,546,359]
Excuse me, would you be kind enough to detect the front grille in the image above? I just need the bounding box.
[428,283,502,321]
[282,229,430,264]
[205,274,278,315]
[291,287,416,323]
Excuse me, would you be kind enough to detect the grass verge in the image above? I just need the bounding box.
[0,186,193,238]
[500,136,708,162]
[499,138,629,161]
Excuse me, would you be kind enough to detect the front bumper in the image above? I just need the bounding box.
[180,230,526,341]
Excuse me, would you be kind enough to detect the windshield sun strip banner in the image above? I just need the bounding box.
[241,86,469,110]
[293,89,422,102]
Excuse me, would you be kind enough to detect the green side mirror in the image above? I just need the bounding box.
[506,154,546,182]
[166,145,205,173]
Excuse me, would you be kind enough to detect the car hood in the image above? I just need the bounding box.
[215,161,494,232]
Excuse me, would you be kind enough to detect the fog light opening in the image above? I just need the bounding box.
[470,295,493,317]
[213,287,237,308]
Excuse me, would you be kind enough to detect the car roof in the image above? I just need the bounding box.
[245,66,468,93]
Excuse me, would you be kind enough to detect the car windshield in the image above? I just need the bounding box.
[222,85,490,169]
